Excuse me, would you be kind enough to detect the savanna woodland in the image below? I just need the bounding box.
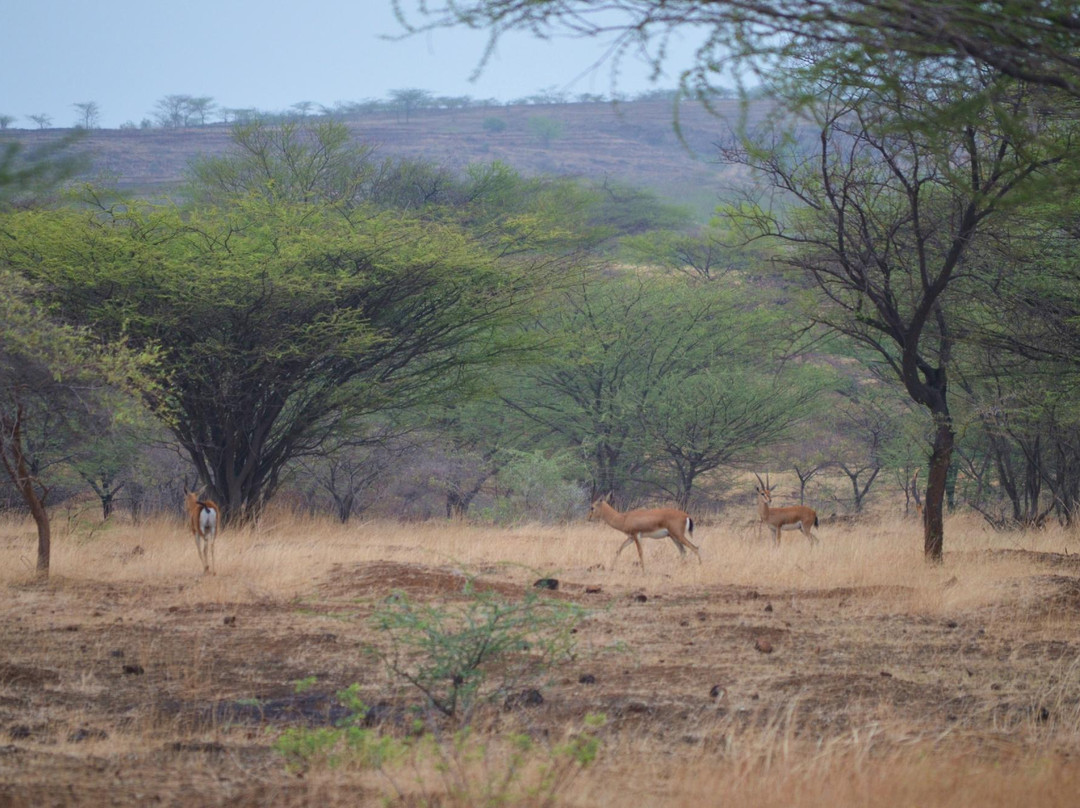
[2,2,1080,806]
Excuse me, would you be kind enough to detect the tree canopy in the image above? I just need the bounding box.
[393,1,1080,99]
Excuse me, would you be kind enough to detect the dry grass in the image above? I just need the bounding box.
[1,507,1078,806]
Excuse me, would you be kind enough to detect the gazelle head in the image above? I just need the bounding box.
[754,473,772,503]
[587,492,613,521]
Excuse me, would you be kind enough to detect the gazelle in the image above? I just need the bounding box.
[754,473,818,546]
[588,495,701,571]
[911,468,924,521]
[185,490,220,574]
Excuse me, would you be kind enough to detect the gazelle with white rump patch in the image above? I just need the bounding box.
[754,473,818,546]
[588,495,701,571]
[185,489,220,574]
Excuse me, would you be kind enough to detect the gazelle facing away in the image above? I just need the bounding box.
[588,495,701,571]
[185,491,220,574]
[754,473,818,546]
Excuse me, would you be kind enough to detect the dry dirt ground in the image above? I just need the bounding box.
[1,514,1079,806]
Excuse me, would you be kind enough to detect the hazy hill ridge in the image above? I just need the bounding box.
[14,99,771,213]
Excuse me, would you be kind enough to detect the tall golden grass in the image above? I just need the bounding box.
[1,507,1071,603]
[1,506,1077,807]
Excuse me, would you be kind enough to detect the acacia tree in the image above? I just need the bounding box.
[720,61,1078,559]
[502,271,809,505]
[4,196,556,523]
[72,101,100,129]
[3,121,580,522]
[0,271,150,575]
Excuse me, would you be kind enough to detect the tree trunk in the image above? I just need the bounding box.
[29,491,50,575]
[1,408,51,577]
[924,416,955,562]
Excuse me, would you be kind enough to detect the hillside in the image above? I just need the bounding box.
[16,98,775,218]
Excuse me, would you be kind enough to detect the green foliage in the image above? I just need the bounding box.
[489,449,586,523]
[394,1,1080,102]
[502,269,817,503]
[482,116,507,134]
[0,131,87,209]
[273,690,408,774]
[1,176,552,520]
[527,116,564,147]
[276,584,600,805]
[274,687,605,806]
[366,582,585,723]
[0,268,155,572]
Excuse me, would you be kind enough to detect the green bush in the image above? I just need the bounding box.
[367,581,585,723]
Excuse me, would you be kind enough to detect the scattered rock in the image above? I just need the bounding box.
[122,664,145,676]
[764,603,773,613]
[170,741,225,754]
[880,671,893,678]
[504,689,544,710]
[223,615,236,626]
[533,578,559,590]
[68,728,108,743]
[578,674,596,684]
[754,638,774,654]
[633,593,648,603]
[109,649,124,658]
[584,585,602,594]
[8,726,31,740]
[709,684,726,699]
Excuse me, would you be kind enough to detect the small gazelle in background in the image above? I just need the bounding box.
[754,473,818,546]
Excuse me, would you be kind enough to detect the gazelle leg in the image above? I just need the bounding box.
[633,535,645,570]
[613,535,637,570]
[687,539,702,564]
[676,534,702,563]
[207,535,215,574]
[774,526,782,546]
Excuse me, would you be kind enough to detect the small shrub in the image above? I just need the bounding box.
[274,684,606,807]
[367,581,586,724]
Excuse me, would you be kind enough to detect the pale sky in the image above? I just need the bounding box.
[3,1,704,129]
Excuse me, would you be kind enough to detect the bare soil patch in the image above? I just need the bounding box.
[1,516,1078,806]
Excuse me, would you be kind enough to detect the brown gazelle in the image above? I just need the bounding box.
[911,468,925,521]
[588,495,701,571]
[754,473,818,546]
[185,490,220,574]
